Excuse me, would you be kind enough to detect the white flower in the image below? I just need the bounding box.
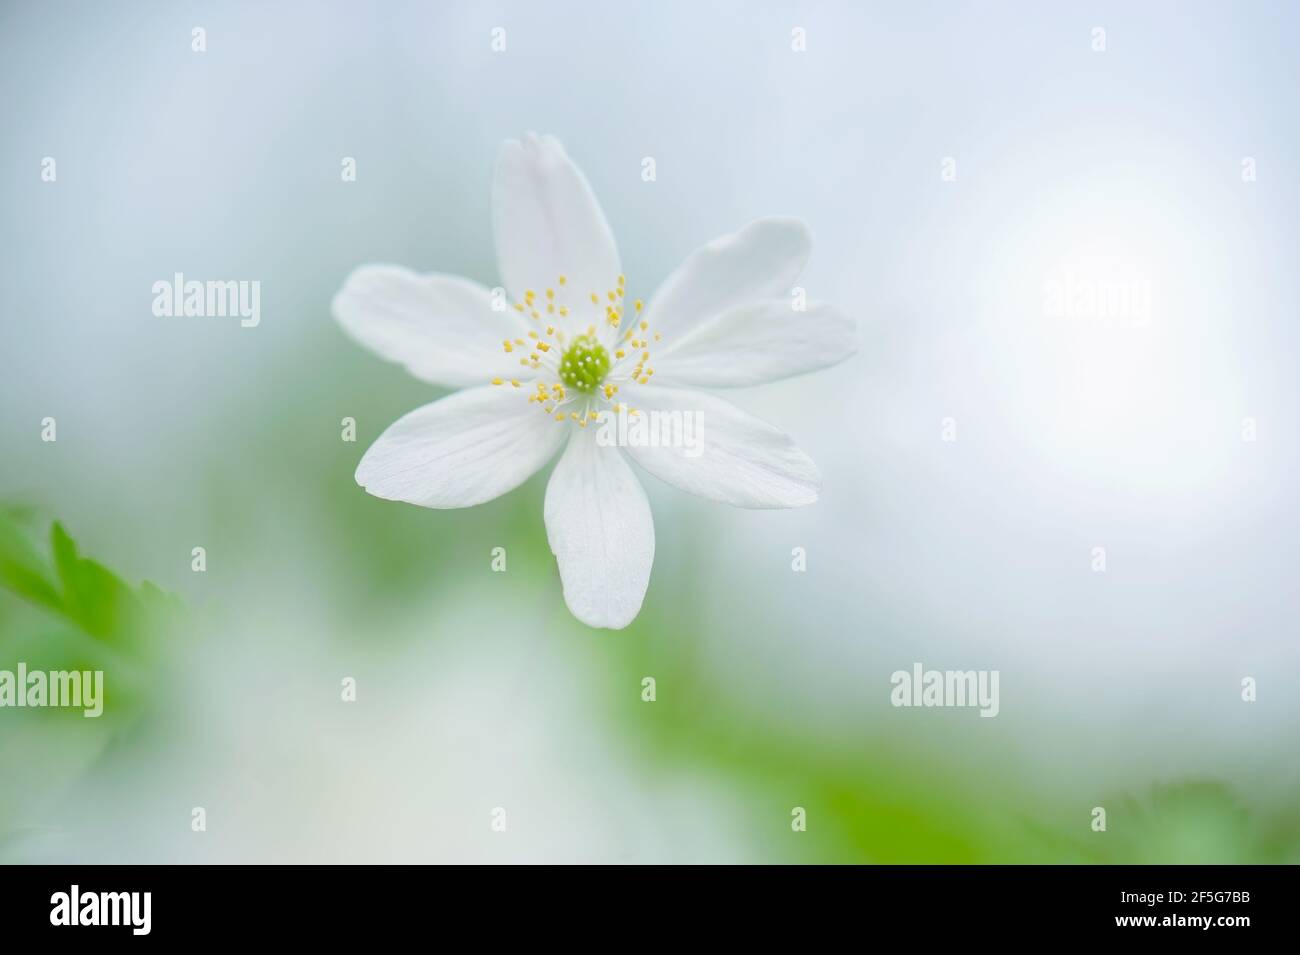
[333,133,856,630]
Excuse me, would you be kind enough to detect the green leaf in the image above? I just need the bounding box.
[0,510,63,613]
[50,522,128,638]
[1,513,183,652]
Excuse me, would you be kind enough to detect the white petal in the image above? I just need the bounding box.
[356,386,565,509]
[642,217,811,344]
[333,265,527,388]
[492,133,621,312]
[544,428,654,630]
[652,299,856,388]
[619,386,820,508]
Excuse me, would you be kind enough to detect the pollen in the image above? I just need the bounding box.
[494,272,664,430]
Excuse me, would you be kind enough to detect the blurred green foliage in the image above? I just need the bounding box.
[0,508,183,855]
[0,508,181,658]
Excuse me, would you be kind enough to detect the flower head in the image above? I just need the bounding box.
[333,133,856,629]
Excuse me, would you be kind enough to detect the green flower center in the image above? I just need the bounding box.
[558,334,610,393]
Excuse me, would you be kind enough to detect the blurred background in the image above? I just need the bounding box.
[2,0,1298,863]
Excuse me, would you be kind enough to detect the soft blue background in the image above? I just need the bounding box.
[2,1,1297,860]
